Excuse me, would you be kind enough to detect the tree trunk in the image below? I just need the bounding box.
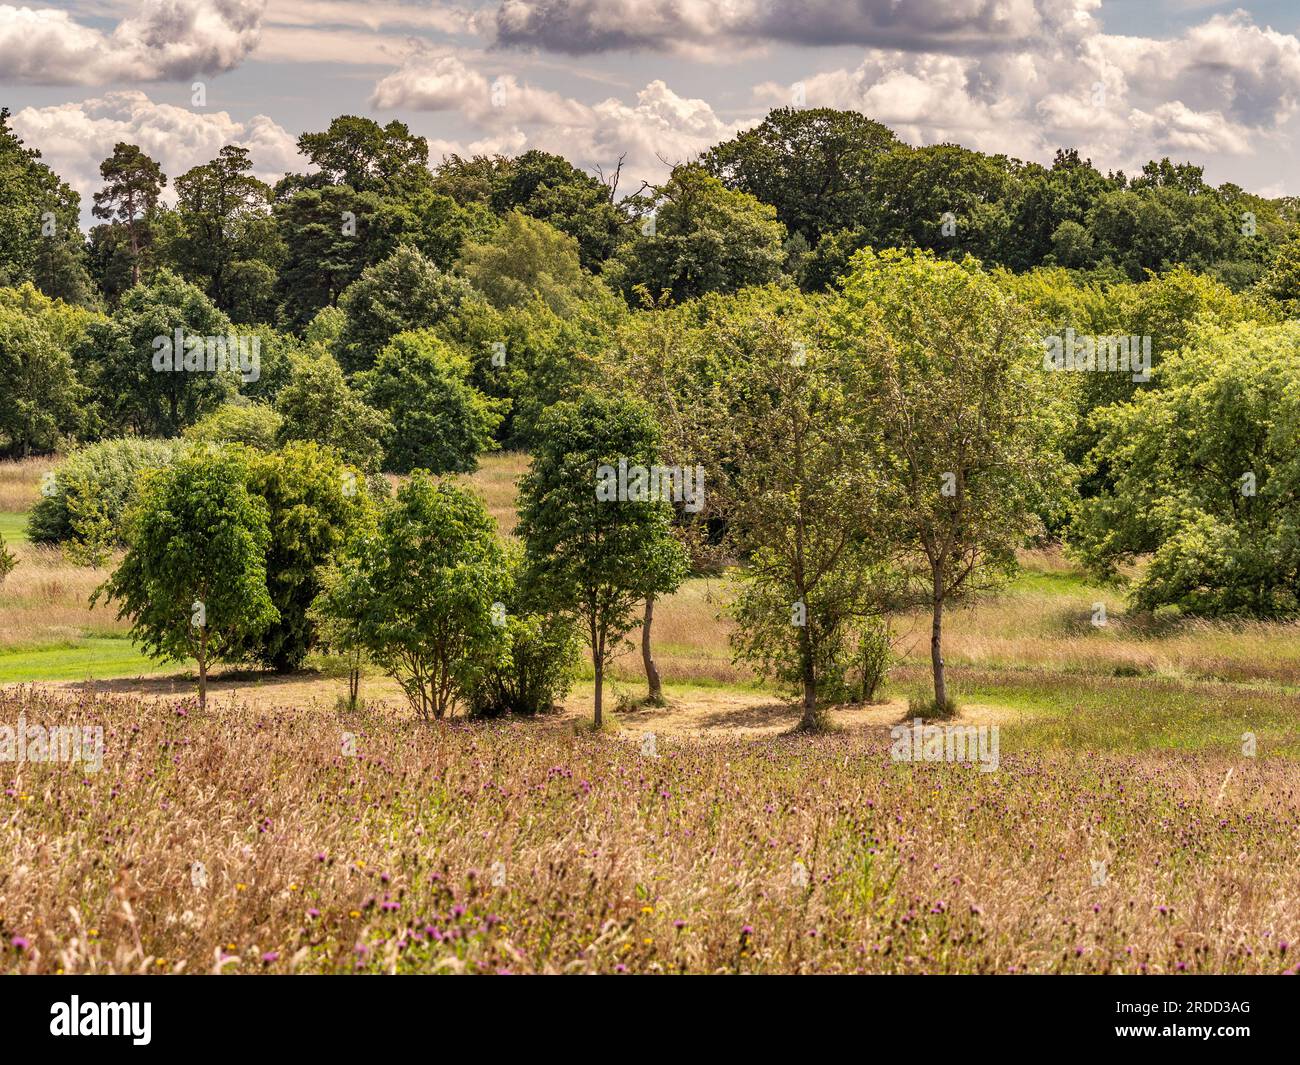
[930,593,947,711]
[593,653,604,730]
[642,596,662,704]
[197,632,208,711]
[799,625,818,730]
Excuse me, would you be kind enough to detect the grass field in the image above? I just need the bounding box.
[2,453,1299,973]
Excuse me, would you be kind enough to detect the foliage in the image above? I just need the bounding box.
[607,166,787,304]
[78,269,237,436]
[336,244,471,374]
[274,349,388,471]
[313,473,508,719]
[185,402,283,450]
[236,442,369,670]
[358,331,506,474]
[28,437,182,546]
[1071,320,1300,617]
[517,393,688,726]
[94,448,277,707]
[468,544,580,717]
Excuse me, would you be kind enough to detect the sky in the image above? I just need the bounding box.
[4,1,1300,222]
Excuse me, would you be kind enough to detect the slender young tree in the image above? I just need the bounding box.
[517,395,687,727]
[95,450,277,709]
[833,249,1069,713]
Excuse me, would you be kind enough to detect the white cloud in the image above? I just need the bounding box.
[10,90,298,201]
[374,55,741,186]
[0,0,264,85]
[753,10,1300,172]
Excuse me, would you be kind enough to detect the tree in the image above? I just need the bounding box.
[293,116,432,200]
[313,474,508,719]
[607,166,786,304]
[1255,234,1300,317]
[184,402,283,450]
[358,331,506,474]
[833,249,1069,713]
[336,245,470,374]
[489,150,627,270]
[867,143,1015,265]
[0,109,91,303]
[721,307,888,728]
[238,442,369,671]
[91,143,166,286]
[0,284,93,456]
[79,269,237,436]
[95,450,277,709]
[170,146,280,319]
[457,211,599,314]
[517,394,688,727]
[273,186,401,331]
[1071,321,1300,617]
[439,289,621,448]
[700,107,899,246]
[274,349,388,471]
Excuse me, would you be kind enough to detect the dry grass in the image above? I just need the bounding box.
[0,455,60,513]
[1,685,1294,975]
[0,543,125,648]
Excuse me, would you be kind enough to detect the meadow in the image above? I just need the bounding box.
[2,454,1299,974]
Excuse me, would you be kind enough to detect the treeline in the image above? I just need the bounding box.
[6,105,1300,721]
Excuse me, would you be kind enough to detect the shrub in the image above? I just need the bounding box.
[27,438,181,546]
[358,331,506,474]
[0,532,15,584]
[185,402,283,450]
[469,548,580,717]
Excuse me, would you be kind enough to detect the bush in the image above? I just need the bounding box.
[0,532,15,584]
[854,618,894,703]
[469,548,580,717]
[27,438,182,546]
[358,330,506,474]
[185,402,283,450]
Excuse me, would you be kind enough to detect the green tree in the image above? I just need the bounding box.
[833,249,1070,713]
[457,211,599,314]
[336,244,470,374]
[700,107,899,246]
[273,186,400,331]
[1071,321,1300,617]
[170,146,281,320]
[79,269,237,436]
[95,450,277,708]
[274,349,388,471]
[0,284,93,456]
[238,442,368,670]
[293,116,432,200]
[359,331,505,474]
[517,394,688,727]
[184,402,283,450]
[722,307,888,728]
[91,143,166,286]
[0,108,93,303]
[313,474,508,719]
[607,166,786,304]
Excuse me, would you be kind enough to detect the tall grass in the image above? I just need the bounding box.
[1,686,1293,974]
